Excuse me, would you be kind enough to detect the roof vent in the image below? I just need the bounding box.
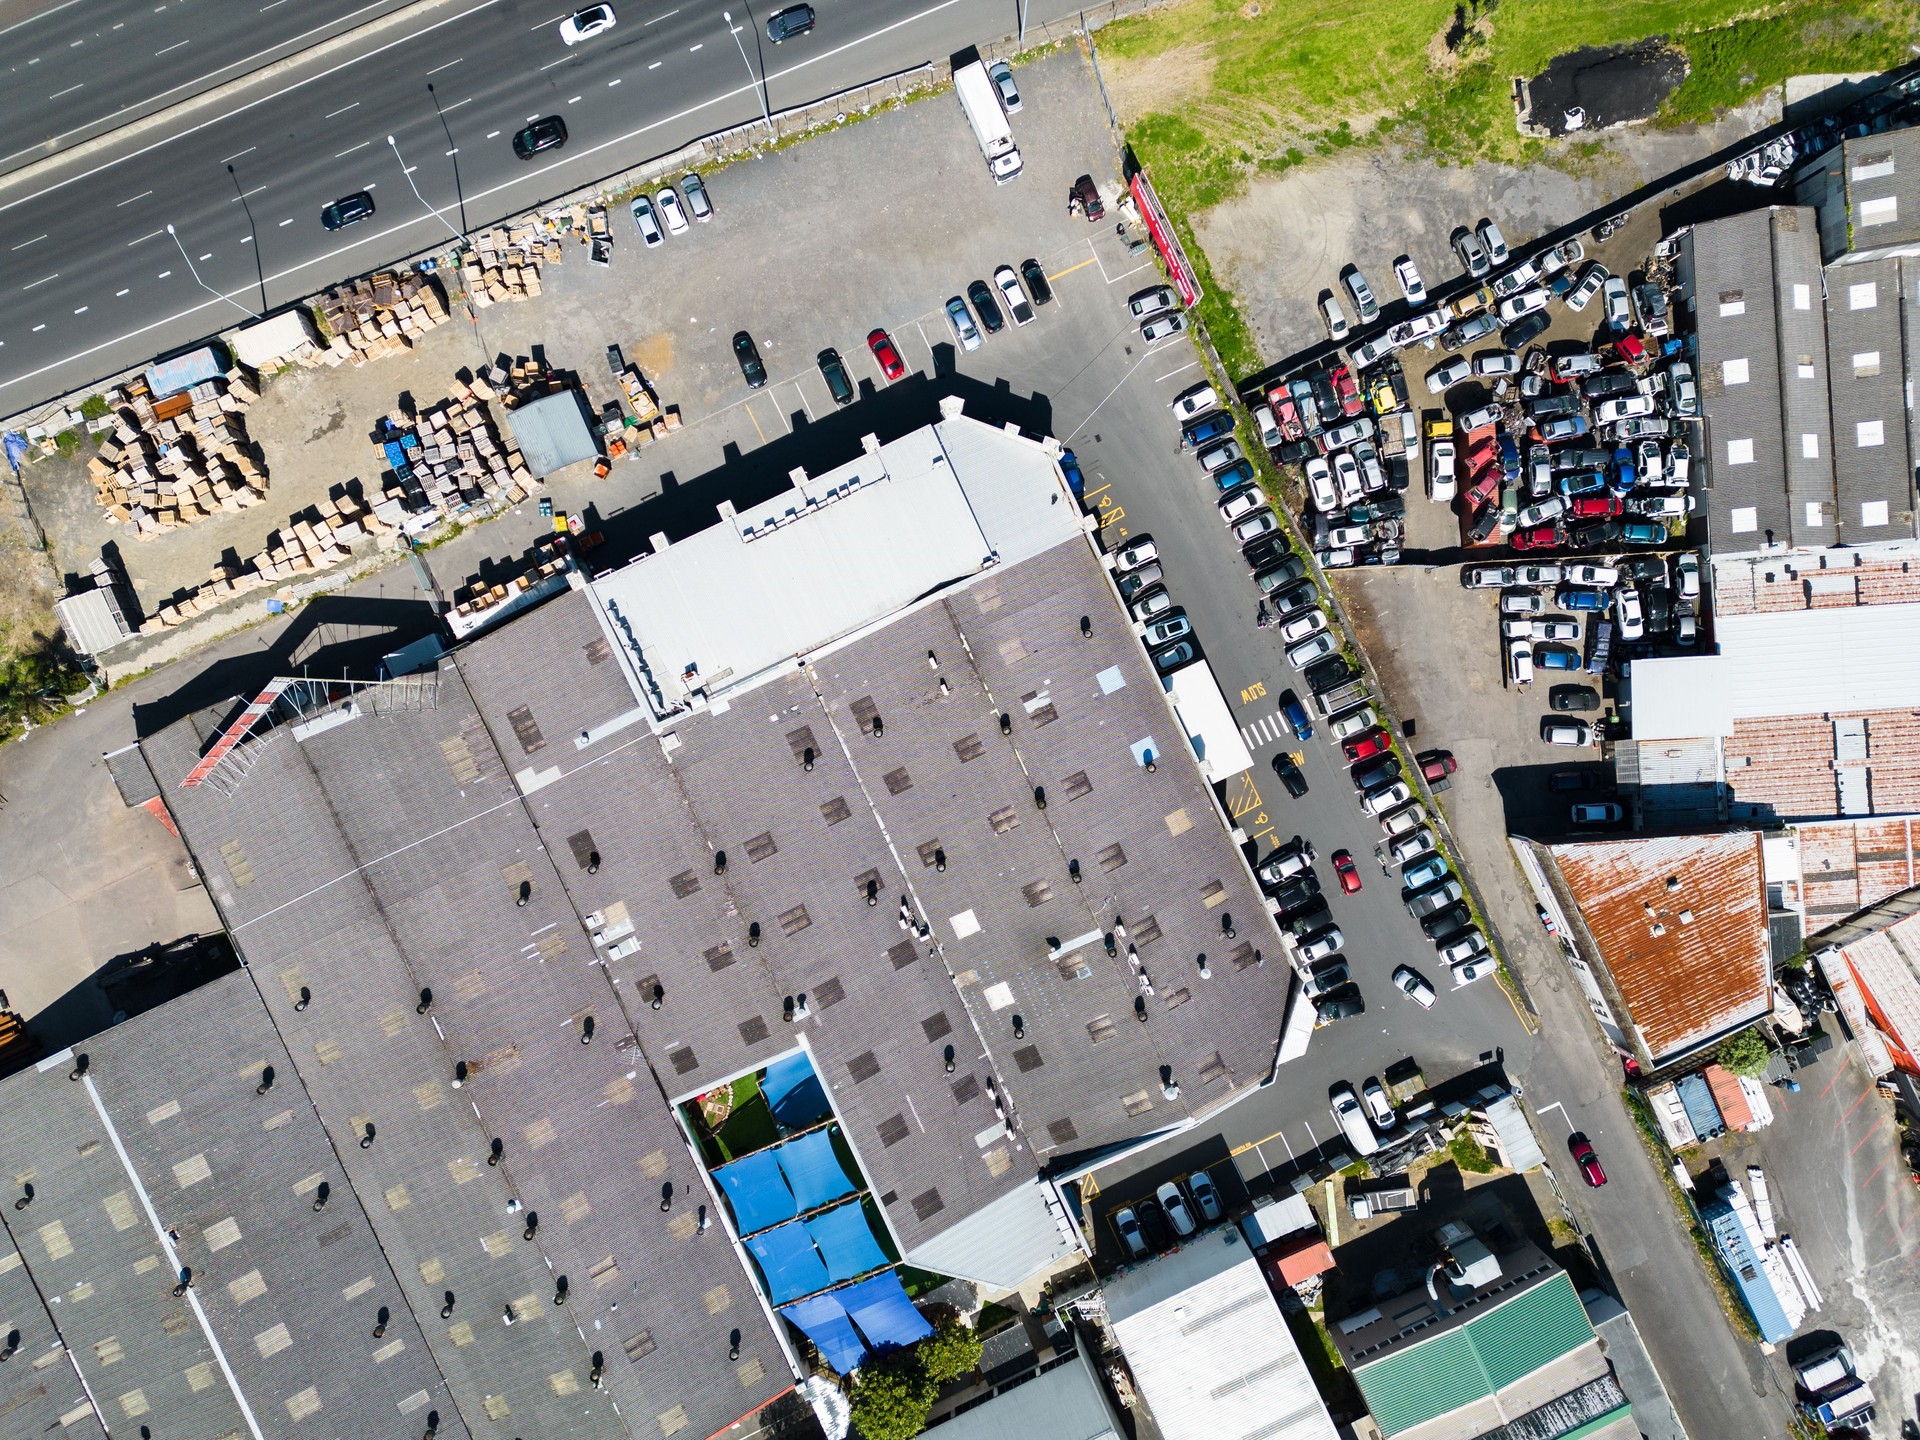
[1678,909,1695,924]
[1650,923,1667,937]
[1666,876,1682,892]
[1643,902,1657,918]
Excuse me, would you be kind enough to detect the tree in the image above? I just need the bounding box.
[918,1319,983,1385]
[849,1348,936,1440]
[1717,1027,1771,1079]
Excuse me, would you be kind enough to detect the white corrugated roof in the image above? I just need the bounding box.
[1631,603,1920,739]
[1107,1230,1339,1440]
[1166,660,1254,783]
[588,412,1082,717]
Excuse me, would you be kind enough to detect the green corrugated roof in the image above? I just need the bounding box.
[1354,1273,1597,1436]
[1557,1405,1636,1440]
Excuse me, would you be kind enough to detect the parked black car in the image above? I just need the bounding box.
[1549,684,1600,712]
[1136,1197,1173,1250]
[1019,258,1054,306]
[1568,517,1624,549]
[1269,870,1324,914]
[1313,985,1366,1024]
[733,331,768,388]
[1351,755,1402,791]
[968,279,1004,333]
[1420,902,1474,942]
[816,348,854,406]
[1273,751,1309,797]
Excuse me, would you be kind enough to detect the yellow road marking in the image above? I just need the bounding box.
[1048,256,1098,282]
[743,399,767,444]
[1226,773,1262,820]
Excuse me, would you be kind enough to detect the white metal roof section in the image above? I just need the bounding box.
[1107,1230,1339,1440]
[1631,603,1920,739]
[1164,661,1254,783]
[588,411,1081,719]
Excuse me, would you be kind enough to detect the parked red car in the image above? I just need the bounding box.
[1342,728,1393,763]
[1267,387,1305,442]
[1511,524,1562,551]
[1569,495,1623,518]
[868,327,906,382]
[1417,750,1458,783]
[1328,363,1363,418]
[1332,849,1362,894]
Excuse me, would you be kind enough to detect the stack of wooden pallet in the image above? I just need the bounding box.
[87,370,269,535]
[463,225,553,308]
[311,270,452,367]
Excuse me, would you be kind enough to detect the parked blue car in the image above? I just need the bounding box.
[1610,445,1637,494]
[1279,689,1314,741]
[1535,646,1582,670]
[1212,459,1257,492]
[1557,587,1610,612]
[1182,412,1236,449]
[1558,469,1608,496]
[1059,448,1085,499]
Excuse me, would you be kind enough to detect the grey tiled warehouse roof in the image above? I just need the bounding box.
[0,971,465,1440]
[106,427,1288,1425]
[1827,257,1918,545]
[1683,206,1834,554]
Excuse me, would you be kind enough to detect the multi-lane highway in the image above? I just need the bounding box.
[0,0,1080,416]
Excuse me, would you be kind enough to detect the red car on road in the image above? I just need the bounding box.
[1331,850,1362,894]
[868,327,906,382]
[1342,728,1392,763]
[1569,1134,1607,1187]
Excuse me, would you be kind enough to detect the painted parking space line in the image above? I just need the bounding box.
[1048,255,1097,283]
[1154,359,1200,385]
[789,376,815,424]
[741,396,767,444]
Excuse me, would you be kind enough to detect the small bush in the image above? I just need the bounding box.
[918,1319,982,1385]
[1449,1131,1496,1173]
[78,394,110,422]
[1716,1027,1771,1078]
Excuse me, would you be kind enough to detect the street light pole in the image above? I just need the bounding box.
[387,133,463,247]
[227,164,270,318]
[425,83,470,242]
[722,10,772,133]
[165,224,261,322]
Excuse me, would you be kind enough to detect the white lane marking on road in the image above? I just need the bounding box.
[278,217,293,226]
[1277,1128,1296,1159]
[21,273,58,290]
[74,306,87,314]
[156,270,170,278]
[127,230,162,246]
[116,289,130,296]
[426,57,463,75]
[538,54,572,70]
[0,0,88,41]
[31,324,45,332]
[567,95,582,104]
[441,96,473,112]
[1300,1119,1319,1148]
[645,6,681,22]
[1154,360,1199,384]
[198,252,212,261]
[688,42,703,51]
[324,102,360,118]
[1062,342,1161,444]
[117,190,154,206]
[0,0,978,394]
[48,83,85,99]
[608,77,621,86]
[220,146,256,164]
[11,234,47,250]
[648,60,661,68]
[261,0,293,10]
[155,39,190,56]
[1109,259,1157,286]
[335,140,371,157]
[530,11,568,29]
[0,0,509,211]
[229,184,267,202]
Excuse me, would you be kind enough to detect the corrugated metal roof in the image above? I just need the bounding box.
[1106,1232,1339,1440]
[922,1347,1123,1440]
[1839,128,1920,255]
[1549,833,1771,1063]
[505,389,598,476]
[1630,603,1920,739]
[55,587,132,655]
[1836,907,1920,1071]
[1699,1193,1794,1342]
[1684,208,1832,554]
[1350,1273,1598,1437]
[1826,256,1916,544]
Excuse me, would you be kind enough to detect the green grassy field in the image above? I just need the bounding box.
[1102,0,1919,373]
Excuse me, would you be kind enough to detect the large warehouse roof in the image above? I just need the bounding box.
[1630,603,1920,739]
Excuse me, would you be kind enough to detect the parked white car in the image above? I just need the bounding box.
[1394,256,1426,304]
[1305,455,1339,512]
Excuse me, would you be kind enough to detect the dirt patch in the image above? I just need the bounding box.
[1104,42,1219,126]
[0,528,61,659]
[632,332,676,378]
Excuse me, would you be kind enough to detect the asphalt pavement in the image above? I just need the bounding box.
[0,0,420,169]
[0,0,1090,417]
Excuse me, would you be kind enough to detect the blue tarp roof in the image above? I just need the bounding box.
[809,1200,890,1284]
[714,1149,797,1235]
[778,1271,932,1374]
[748,1221,832,1305]
[780,1292,868,1374]
[763,1049,831,1130]
[780,1128,855,1212]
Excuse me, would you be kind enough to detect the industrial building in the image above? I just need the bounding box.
[1513,832,1772,1071]
[1331,1237,1635,1440]
[0,406,1295,1438]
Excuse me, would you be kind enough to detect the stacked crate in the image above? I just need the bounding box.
[310,270,452,367]
[88,369,269,534]
[463,226,551,309]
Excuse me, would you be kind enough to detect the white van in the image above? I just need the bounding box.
[1330,1082,1381,1157]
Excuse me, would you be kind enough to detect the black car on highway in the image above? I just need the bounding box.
[766,3,815,41]
[513,116,568,159]
[320,191,375,231]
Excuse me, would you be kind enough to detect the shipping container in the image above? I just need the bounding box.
[1676,1071,1726,1140]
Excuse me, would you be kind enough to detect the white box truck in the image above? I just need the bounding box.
[954,60,1022,184]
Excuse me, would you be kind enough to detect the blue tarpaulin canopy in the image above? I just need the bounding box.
[841,1272,933,1351]
[780,1292,868,1374]
[748,1221,832,1305]
[714,1150,796,1235]
[778,1128,855,1213]
[778,1271,931,1375]
[762,1050,831,1131]
[807,1201,890,1284]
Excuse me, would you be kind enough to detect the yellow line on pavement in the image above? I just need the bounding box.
[1048,256,1098,281]
[743,399,768,444]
